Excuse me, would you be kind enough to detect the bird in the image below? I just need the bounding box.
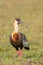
[9,18,30,59]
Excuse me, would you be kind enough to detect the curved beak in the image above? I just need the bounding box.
[20,21,28,28]
[20,21,24,24]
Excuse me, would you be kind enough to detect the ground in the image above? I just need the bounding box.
[0,0,43,65]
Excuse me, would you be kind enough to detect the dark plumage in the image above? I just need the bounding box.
[10,33,30,50]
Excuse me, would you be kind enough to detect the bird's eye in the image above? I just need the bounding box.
[17,23,19,24]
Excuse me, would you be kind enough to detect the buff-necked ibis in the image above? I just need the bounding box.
[10,18,30,58]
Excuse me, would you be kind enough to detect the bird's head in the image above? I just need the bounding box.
[13,18,23,26]
[13,17,28,28]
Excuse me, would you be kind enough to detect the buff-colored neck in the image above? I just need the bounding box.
[13,20,19,33]
[12,20,19,39]
[12,20,19,41]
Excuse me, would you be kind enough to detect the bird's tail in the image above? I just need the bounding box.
[24,47,30,50]
[23,40,30,50]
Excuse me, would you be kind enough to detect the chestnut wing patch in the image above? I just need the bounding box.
[12,33,19,42]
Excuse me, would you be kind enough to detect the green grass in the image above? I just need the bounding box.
[0,0,43,65]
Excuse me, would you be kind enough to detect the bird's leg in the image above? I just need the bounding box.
[19,50,22,58]
[17,50,22,59]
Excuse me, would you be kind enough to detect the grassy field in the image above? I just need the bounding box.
[0,0,43,65]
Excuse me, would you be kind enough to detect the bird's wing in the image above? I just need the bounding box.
[22,34,29,47]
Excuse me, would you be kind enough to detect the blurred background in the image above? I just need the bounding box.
[0,0,43,65]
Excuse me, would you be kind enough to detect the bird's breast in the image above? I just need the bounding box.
[12,33,19,42]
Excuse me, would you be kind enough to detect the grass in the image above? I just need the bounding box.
[0,0,43,65]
